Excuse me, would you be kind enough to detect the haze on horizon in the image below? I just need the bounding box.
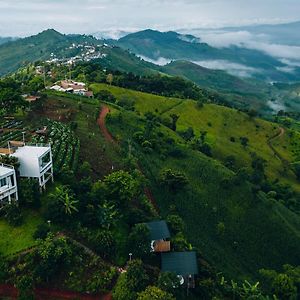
[0,0,299,37]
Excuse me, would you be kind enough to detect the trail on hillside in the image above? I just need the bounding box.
[97,106,159,213]
[267,127,288,166]
[97,106,116,144]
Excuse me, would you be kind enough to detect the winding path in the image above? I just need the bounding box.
[97,106,159,213]
[97,106,116,144]
[267,127,287,162]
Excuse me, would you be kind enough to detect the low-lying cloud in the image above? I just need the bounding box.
[183,29,300,68]
[138,55,172,66]
[193,59,259,77]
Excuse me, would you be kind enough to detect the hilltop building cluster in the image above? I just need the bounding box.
[45,43,108,66]
[49,80,93,97]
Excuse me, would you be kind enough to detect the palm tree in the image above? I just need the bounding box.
[54,186,79,216]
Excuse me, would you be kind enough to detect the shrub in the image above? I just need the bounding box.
[33,223,50,240]
[3,201,23,226]
[160,168,188,192]
[166,214,185,234]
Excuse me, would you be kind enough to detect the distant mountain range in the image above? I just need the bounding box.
[115,29,300,82]
[0,28,299,113]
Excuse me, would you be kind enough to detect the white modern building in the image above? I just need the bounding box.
[10,143,54,190]
[0,164,18,204]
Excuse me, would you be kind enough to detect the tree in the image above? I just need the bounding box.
[27,76,44,93]
[260,266,299,300]
[33,223,50,240]
[170,114,179,131]
[103,171,140,207]
[160,168,188,192]
[272,274,296,300]
[166,214,185,235]
[138,286,175,300]
[106,73,114,85]
[34,233,72,282]
[113,259,149,300]
[247,109,258,118]
[95,90,116,103]
[126,259,149,292]
[113,273,136,300]
[180,127,194,141]
[157,272,180,293]
[128,223,151,258]
[0,78,27,115]
[240,137,249,147]
[293,163,300,181]
[19,178,40,208]
[54,186,78,216]
[45,186,78,223]
[3,201,23,226]
[87,229,116,259]
[0,155,19,169]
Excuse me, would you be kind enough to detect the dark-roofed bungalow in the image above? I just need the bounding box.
[161,251,198,288]
[146,220,171,253]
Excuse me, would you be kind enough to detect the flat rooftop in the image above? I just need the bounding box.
[0,165,14,177]
[12,145,50,158]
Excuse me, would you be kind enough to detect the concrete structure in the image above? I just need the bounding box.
[0,164,18,204]
[10,144,54,190]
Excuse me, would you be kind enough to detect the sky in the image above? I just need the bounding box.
[0,0,299,37]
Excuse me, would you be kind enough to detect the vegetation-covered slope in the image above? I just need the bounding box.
[100,88,300,280]
[116,29,299,82]
[90,83,300,191]
[0,29,102,76]
[162,60,270,111]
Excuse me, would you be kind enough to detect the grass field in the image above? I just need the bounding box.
[0,210,42,256]
[90,83,299,190]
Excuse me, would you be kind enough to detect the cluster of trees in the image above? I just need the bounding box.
[64,61,223,104]
[0,78,26,116]
[113,259,178,300]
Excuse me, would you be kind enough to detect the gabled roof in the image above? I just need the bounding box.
[161,252,199,276]
[146,220,170,240]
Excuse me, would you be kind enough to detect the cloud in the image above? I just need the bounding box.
[0,0,299,36]
[267,100,285,112]
[138,55,172,66]
[185,29,300,69]
[192,60,259,77]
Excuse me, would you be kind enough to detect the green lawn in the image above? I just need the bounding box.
[0,210,42,256]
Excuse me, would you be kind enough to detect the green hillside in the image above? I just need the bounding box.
[90,83,300,191]
[89,84,300,281]
[0,29,101,76]
[162,60,270,111]
[116,29,299,82]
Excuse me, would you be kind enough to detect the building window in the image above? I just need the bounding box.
[40,152,51,168]
[10,175,14,187]
[0,178,7,188]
